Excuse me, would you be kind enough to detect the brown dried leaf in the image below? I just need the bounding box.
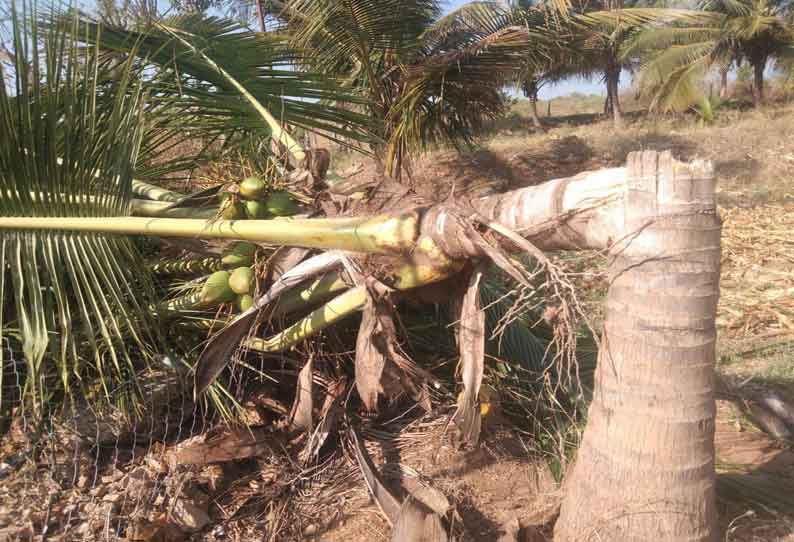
[355,279,435,412]
[452,264,486,446]
[288,357,313,432]
[165,429,274,467]
[263,247,312,285]
[391,498,449,542]
[169,496,210,533]
[383,465,452,518]
[464,222,530,287]
[355,295,387,412]
[350,427,402,525]
[300,378,347,463]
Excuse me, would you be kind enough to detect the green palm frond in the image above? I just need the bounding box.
[421,1,516,48]
[274,0,571,176]
[0,4,164,419]
[479,277,549,373]
[389,21,537,160]
[624,22,723,56]
[636,42,714,111]
[70,13,375,161]
[285,0,440,69]
[633,0,794,110]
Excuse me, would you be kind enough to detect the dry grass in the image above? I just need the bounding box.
[719,205,794,340]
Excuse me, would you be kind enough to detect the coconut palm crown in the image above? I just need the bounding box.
[264,0,563,177]
[631,0,794,110]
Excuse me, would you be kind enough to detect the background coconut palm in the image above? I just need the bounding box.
[262,0,565,178]
[508,0,699,128]
[631,0,794,111]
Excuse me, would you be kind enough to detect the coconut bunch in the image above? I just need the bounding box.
[145,174,306,316]
[153,242,259,315]
[218,176,300,220]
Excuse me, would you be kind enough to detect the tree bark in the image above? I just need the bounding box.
[606,67,623,128]
[529,91,544,131]
[719,65,730,99]
[752,59,766,106]
[554,151,720,542]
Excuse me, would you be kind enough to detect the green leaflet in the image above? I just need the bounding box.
[0,4,163,418]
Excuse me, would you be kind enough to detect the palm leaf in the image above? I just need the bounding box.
[283,0,440,71]
[637,42,715,111]
[69,13,376,161]
[632,0,794,110]
[0,4,164,419]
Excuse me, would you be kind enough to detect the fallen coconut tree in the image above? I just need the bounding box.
[1,149,721,541]
[0,9,723,542]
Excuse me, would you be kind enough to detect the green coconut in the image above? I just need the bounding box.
[239,177,267,200]
[245,199,270,219]
[236,294,255,312]
[200,270,235,305]
[265,190,299,217]
[228,266,254,295]
[221,199,246,220]
[221,242,256,267]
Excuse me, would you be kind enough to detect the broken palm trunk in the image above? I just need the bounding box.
[182,164,632,412]
[173,154,718,462]
[555,151,720,542]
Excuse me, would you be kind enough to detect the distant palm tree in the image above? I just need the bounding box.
[516,0,673,128]
[508,0,575,129]
[632,0,794,109]
[511,0,691,127]
[265,0,562,178]
[576,0,694,127]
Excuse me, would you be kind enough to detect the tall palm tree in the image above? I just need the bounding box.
[554,0,655,127]
[632,0,794,109]
[264,0,558,178]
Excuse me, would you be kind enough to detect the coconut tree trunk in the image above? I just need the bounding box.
[555,151,720,542]
[752,58,766,106]
[523,79,544,131]
[606,64,623,128]
[0,159,679,258]
[719,65,730,99]
[529,91,544,131]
